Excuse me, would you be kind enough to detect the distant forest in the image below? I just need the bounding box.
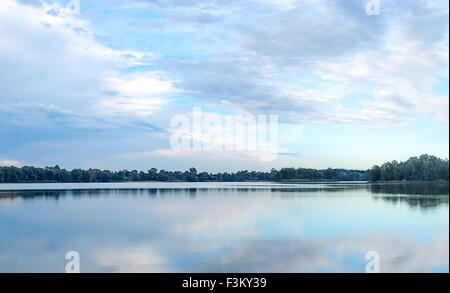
[0,154,448,183]
[369,154,448,182]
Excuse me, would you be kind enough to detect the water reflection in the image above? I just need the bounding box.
[369,182,449,195]
[188,234,449,273]
[0,183,448,273]
[373,195,449,210]
[1,182,448,210]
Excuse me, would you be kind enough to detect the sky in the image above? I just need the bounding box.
[0,0,448,172]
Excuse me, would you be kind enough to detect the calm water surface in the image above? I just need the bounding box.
[0,182,448,273]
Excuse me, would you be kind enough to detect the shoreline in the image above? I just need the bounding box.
[369,180,449,184]
[0,180,448,185]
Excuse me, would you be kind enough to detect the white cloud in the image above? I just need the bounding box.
[168,0,448,127]
[102,73,174,99]
[313,15,449,125]
[4,0,446,128]
[256,0,297,10]
[0,159,21,167]
[1,0,448,169]
[0,0,173,124]
[94,97,168,117]
[93,245,167,273]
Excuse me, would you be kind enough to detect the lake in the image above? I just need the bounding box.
[0,182,448,273]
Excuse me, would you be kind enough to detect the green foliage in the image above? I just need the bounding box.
[1,154,447,183]
[0,165,368,183]
[370,154,449,182]
[275,167,369,182]
[0,165,276,183]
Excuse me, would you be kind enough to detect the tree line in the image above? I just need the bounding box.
[370,154,449,182]
[273,168,369,181]
[0,154,448,183]
[0,166,275,183]
[0,165,369,183]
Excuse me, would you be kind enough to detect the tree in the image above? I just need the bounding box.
[370,155,449,182]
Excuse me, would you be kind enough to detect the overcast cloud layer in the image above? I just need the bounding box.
[0,0,448,171]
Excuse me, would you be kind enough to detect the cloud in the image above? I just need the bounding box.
[313,7,449,125]
[168,58,331,123]
[0,102,165,132]
[111,0,241,9]
[169,11,224,24]
[164,0,448,126]
[93,245,167,273]
[0,0,173,126]
[0,159,21,167]
[237,1,383,60]
[256,0,297,10]
[0,0,448,169]
[192,234,449,273]
[102,73,173,99]
[44,0,447,127]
